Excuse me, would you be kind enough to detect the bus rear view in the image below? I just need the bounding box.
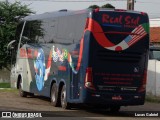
[84,9,149,110]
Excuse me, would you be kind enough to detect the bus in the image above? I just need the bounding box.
[10,8,149,111]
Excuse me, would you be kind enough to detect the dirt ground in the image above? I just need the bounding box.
[0,89,63,111]
[0,89,160,118]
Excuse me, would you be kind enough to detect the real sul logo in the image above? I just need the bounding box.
[102,14,140,27]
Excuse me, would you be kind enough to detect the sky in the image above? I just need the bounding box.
[1,0,160,19]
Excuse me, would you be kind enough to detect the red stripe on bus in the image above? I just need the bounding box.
[47,51,52,69]
[76,38,84,71]
[87,18,115,48]
[58,66,67,71]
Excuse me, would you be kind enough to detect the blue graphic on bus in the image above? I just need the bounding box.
[34,49,45,91]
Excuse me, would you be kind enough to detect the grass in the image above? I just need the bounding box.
[0,88,18,92]
[145,95,160,103]
[0,83,18,92]
[0,83,10,88]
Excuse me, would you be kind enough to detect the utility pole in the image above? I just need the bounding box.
[127,0,135,10]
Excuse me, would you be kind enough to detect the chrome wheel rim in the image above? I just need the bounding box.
[51,91,56,102]
[61,90,66,106]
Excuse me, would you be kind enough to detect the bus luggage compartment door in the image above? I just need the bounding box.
[69,66,81,100]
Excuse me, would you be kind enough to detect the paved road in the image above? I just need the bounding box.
[0,90,160,119]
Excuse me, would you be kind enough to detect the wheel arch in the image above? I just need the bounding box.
[50,79,57,97]
[17,74,22,89]
[58,79,66,93]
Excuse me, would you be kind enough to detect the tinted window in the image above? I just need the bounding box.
[22,20,45,44]
[22,19,59,44]
[15,22,23,41]
[21,13,86,45]
[42,19,57,43]
[56,14,86,44]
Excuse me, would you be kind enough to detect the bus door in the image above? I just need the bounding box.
[70,68,81,100]
[69,48,82,100]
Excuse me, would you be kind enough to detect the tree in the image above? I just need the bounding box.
[0,1,34,69]
[88,3,115,9]
[101,3,115,9]
[88,5,99,9]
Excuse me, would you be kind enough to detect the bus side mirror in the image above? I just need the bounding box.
[7,40,16,50]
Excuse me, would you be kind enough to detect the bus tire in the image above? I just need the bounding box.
[51,83,59,107]
[28,93,34,97]
[18,79,27,97]
[109,106,120,113]
[60,85,70,109]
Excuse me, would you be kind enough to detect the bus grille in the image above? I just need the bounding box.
[97,50,142,62]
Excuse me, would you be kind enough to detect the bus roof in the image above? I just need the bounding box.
[23,8,148,21]
[23,9,89,21]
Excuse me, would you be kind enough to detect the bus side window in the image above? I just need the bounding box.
[56,16,73,44]
[15,22,23,42]
[74,14,86,43]
[21,21,32,45]
[21,20,45,45]
[46,19,57,43]
[32,19,56,44]
[30,20,45,44]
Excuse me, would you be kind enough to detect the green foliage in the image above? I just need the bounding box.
[88,3,115,9]
[146,95,160,103]
[101,3,115,9]
[0,83,10,88]
[0,1,34,69]
[0,88,18,92]
[88,5,100,9]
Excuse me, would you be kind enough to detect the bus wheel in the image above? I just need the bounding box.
[28,93,34,97]
[51,83,59,107]
[60,85,70,109]
[18,80,27,97]
[109,106,120,113]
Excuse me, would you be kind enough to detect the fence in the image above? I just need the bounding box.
[147,60,160,96]
[0,69,10,83]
